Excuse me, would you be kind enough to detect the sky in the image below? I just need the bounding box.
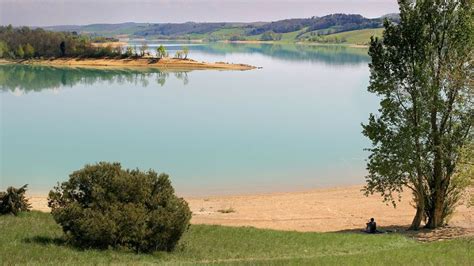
[1,0,399,27]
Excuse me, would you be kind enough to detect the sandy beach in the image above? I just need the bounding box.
[0,58,256,71]
[29,185,473,236]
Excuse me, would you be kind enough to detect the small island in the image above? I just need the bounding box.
[0,26,256,71]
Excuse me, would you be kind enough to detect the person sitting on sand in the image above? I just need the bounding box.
[366,218,377,233]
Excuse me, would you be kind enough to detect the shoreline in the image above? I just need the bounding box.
[0,58,257,71]
[186,39,370,48]
[28,185,473,234]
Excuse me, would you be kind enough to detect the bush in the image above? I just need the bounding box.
[260,31,282,41]
[0,184,31,215]
[229,35,247,41]
[48,162,191,252]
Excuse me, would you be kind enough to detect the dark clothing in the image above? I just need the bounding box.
[366,221,377,233]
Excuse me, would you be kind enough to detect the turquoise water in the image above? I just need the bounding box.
[0,44,376,195]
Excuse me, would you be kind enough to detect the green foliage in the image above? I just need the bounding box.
[452,142,474,207]
[174,47,190,59]
[174,50,184,59]
[125,46,134,57]
[228,35,247,41]
[92,45,115,58]
[0,25,124,59]
[260,31,282,41]
[113,45,123,57]
[16,45,24,58]
[48,162,191,252]
[308,35,347,44]
[182,46,189,59]
[363,0,473,229]
[0,41,8,57]
[156,45,167,58]
[249,14,386,36]
[23,43,35,58]
[0,185,31,215]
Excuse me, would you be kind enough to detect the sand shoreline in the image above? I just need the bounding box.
[0,58,257,71]
[28,185,473,235]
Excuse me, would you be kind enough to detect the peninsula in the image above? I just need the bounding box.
[0,57,256,71]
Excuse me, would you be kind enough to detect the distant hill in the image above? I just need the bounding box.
[44,22,149,36]
[43,13,398,44]
[247,14,381,35]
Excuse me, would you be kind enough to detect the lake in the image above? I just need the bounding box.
[0,43,377,196]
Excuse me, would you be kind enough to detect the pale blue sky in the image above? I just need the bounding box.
[1,0,398,26]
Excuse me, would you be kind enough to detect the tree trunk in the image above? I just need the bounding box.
[426,185,446,228]
[426,203,444,228]
[409,182,426,230]
[409,205,424,230]
[426,138,446,229]
[427,82,444,229]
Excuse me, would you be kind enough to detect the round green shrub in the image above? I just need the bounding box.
[0,184,31,215]
[48,162,191,252]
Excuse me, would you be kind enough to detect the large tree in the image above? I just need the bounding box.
[363,0,473,230]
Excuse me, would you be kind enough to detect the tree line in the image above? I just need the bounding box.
[0,25,194,61]
[0,25,124,59]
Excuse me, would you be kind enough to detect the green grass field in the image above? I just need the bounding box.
[0,212,471,265]
[319,28,384,45]
[279,27,308,42]
[217,27,384,45]
[210,27,247,38]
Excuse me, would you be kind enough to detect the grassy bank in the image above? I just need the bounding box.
[0,212,471,265]
[308,28,384,46]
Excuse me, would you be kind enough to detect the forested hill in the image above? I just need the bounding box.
[43,13,399,43]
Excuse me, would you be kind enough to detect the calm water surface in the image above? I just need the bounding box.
[0,43,376,195]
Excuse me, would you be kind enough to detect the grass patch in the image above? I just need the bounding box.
[279,27,309,42]
[321,28,384,45]
[209,27,247,40]
[0,212,472,265]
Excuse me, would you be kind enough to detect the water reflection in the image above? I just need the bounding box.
[204,44,369,65]
[144,43,370,66]
[0,64,190,93]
